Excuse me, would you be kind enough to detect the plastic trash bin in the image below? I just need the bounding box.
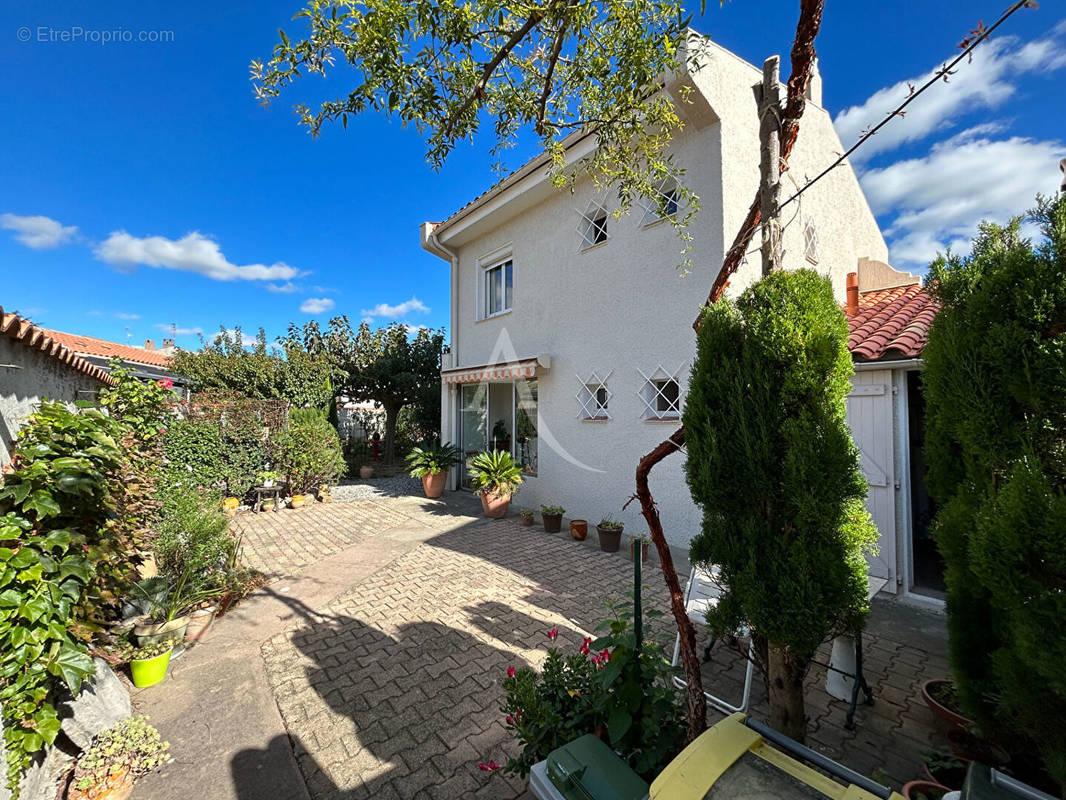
[529,734,649,800]
[961,763,1058,800]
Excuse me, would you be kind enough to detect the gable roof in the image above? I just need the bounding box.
[0,308,116,386]
[848,284,938,361]
[42,329,174,369]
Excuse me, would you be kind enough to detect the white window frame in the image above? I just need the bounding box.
[641,177,680,226]
[803,217,819,265]
[637,364,684,420]
[475,244,514,321]
[576,370,613,421]
[577,202,610,251]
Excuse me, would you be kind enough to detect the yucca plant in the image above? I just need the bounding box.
[468,450,523,497]
[405,442,463,477]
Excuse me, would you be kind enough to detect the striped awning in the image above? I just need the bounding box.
[441,354,550,385]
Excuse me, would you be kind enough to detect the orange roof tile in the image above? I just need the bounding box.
[0,308,116,386]
[848,284,938,361]
[43,329,173,369]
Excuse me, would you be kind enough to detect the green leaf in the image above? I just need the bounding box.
[48,646,95,694]
[23,491,61,518]
[601,657,623,687]
[607,707,632,745]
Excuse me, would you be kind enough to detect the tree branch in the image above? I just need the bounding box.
[535,21,568,136]
[442,12,546,139]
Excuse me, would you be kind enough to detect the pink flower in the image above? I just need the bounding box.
[506,666,516,678]
[547,627,558,641]
[579,637,592,655]
[159,378,173,389]
[505,714,515,725]
[598,648,611,663]
[477,761,500,771]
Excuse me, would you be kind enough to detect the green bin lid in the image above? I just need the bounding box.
[545,735,649,800]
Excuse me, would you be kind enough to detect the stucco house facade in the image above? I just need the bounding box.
[421,36,942,602]
[0,308,116,467]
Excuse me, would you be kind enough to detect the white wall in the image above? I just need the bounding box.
[433,37,891,549]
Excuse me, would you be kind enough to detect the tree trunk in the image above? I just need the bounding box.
[383,404,400,465]
[767,642,807,743]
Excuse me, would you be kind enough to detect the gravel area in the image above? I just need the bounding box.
[332,474,423,501]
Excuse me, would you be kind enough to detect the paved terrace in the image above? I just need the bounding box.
[132,493,949,800]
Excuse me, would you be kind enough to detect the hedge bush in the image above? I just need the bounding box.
[276,410,346,494]
[923,196,1066,790]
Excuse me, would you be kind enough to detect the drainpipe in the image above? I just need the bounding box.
[846,271,859,316]
[428,226,461,489]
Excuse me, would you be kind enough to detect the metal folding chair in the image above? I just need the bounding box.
[670,565,755,715]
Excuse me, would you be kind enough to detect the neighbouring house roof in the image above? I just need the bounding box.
[848,284,938,361]
[0,308,116,386]
[42,328,174,369]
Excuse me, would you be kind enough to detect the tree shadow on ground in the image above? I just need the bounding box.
[231,588,530,800]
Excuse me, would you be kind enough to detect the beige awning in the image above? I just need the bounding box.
[441,354,550,385]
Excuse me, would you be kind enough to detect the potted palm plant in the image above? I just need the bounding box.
[541,505,564,533]
[405,442,462,499]
[596,516,624,552]
[468,450,523,518]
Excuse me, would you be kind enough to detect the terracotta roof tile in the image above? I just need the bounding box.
[848,284,938,361]
[42,329,173,369]
[0,308,116,386]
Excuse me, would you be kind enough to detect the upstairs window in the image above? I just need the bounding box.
[485,259,513,317]
[641,177,680,225]
[578,203,609,250]
[576,371,612,420]
[803,218,819,264]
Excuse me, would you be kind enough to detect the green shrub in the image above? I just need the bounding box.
[72,715,168,794]
[276,414,346,494]
[162,418,224,491]
[683,269,877,741]
[923,196,1066,789]
[468,450,523,497]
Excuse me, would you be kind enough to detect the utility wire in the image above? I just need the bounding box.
[779,0,1035,211]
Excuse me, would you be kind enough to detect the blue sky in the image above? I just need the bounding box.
[1,1,1063,349]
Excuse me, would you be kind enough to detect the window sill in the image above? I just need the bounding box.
[641,215,675,230]
[579,239,609,254]
[805,256,819,266]
[477,309,513,323]
[581,416,611,422]
[644,414,681,422]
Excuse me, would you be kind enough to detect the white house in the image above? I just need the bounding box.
[421,36,942,603]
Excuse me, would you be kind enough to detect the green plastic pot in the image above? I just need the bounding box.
[130,649,172,688]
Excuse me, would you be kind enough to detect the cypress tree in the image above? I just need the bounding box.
[684,269,877,741]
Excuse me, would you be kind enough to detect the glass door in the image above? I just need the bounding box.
[459,383,487,489]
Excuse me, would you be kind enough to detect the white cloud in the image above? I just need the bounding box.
[859,132,1066,268]
[300,297,335,314]
[155,323,202,337]
[265,282,300,294]
[114,312,140,320]
[834,27,1066,163]
[0,213,78,249]
[360,297,430,318]
[95,231,301,282]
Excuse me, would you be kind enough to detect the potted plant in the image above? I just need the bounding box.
[541,505,564,533]
[68,715,169,800]
[922,749,968,789]
[519,509,535,526]
[128,640,175,689]
[569,519,588,541]
[920,679,972,736]
[405,442,462,499]
[629,533,651,562]
[222,496,240,516]
[290,494,307,509]
[127,578,191,644]
[359,464,374,479]
[257,470,280,488]
[596,516,624,552]
[468,450,523,518]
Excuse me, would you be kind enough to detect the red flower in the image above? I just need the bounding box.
[547,627,558,641]
[579,637,592,655]
[598,648,611,663]
[505,715,515,725]
[477,761,500,771]
[159,378,173,389]
[506,666,516,678]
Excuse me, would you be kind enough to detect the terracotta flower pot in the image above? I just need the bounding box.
[422,471,447,499]
[520,514,534,527]
[359,465,374,479]
[921,679,972,736]
[901,780,950,800]
[68,766,135,800]
[290,494,306,509]
[480,491,511,519]
[923,760,969,790]
[570,520,588,541]
[629,537,650,562]
[542,513,563,533]
[596,525,623,552]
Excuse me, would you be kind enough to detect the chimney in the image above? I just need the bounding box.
[144,339,156,351]
[846,272,859,315]
[162,338,175,349]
